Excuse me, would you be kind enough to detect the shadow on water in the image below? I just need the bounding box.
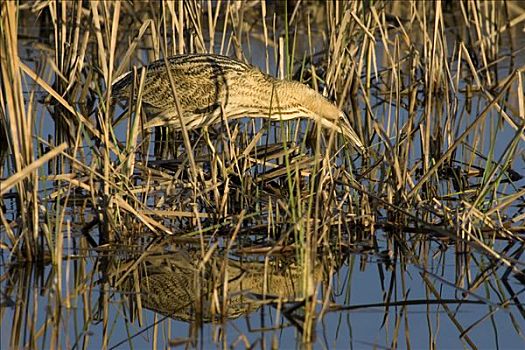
[2,1,525,349]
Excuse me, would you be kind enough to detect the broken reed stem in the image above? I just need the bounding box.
[1,2,525,348]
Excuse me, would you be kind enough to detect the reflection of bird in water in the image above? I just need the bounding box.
[112,54,364,152]
[120,250,324,322]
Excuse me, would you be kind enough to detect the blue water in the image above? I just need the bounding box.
[2,7,525,350]
[2,237,524,349]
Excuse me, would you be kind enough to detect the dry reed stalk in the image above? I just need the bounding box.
[1,2,45,259]
[2,1,525,348]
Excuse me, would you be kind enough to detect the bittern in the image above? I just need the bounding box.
[112,54,364,151]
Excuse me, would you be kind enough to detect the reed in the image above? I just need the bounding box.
[1,1,524,348]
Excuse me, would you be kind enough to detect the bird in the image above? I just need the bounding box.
[112,53,364,152]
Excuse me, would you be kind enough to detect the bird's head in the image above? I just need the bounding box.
[293,83,365,152]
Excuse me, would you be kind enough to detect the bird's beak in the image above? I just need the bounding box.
[316,116,366,154]
[339,113,365,154]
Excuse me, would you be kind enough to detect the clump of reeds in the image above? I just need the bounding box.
[1,1,524,348]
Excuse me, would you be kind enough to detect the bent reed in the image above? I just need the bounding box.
[112,54,364,151]
[3,1,524,348]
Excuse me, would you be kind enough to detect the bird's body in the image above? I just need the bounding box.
[112,54,363,150]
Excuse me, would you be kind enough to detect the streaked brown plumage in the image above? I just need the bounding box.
[119,248,325,322]
[112,54,364,151]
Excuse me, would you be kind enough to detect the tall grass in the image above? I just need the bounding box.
[1,0,524,348]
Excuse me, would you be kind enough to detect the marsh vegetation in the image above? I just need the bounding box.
[1,1,525,349]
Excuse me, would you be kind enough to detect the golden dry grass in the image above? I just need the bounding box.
[1,1,525,348]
